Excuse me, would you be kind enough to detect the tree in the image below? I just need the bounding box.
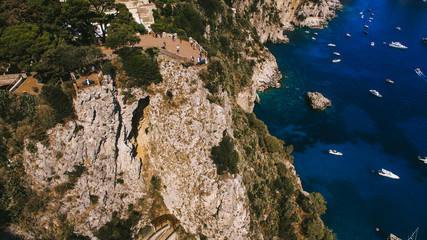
[105,24,140,49]
[61,0,96,44]
[0,24,55,71]
[89,0,115,42]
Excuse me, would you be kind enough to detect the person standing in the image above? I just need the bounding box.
[177,45,180,53]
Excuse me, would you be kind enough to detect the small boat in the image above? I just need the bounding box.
[314,32,318,35]
[369,17,374,20]
[364,31,369,34]
[396,26,401,30]
[369,20,372,22]
[360,11,363,14]
[371,13,374,16]
[371,42,375,46]
[329,150,343,156]
[367,8,371,12]
[389,41,408,49]
[361,15,364,19]
[305,30,310,34]
[312,37,316,40]
[378,168,400,179]
[422,38,427,43]
[390,227,419,240]
[369,89,382,97]
[333,52,340,56]
[418,156,427,164]
[415,68,427,79]
[346,33,351,37]
[332,59,341,63]
[386,78,394,84]
[364,25,369,28]
[328,43,336,47]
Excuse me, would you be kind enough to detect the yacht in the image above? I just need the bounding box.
[332,59,341,63]
[419,156,427,164]
[371,42,375,46]
[346,33,351,37]
[369,89,382,97]
[333,52,340,56]
[389,41,408,49]
[378,169,400,179]
[328,43,336,47]
[329,150,343,156]
[386,78,394,84]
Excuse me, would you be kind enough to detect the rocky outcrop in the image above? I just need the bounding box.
[144,59,250,238]
[305,91,332,110]
[21,76,152,238]
[236,52,282,113]
[234,0,342,43]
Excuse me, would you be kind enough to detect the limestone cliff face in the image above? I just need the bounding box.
[20,59,250,239]
[236,51,282,113]
[22,77,152,238]
[234,0,342,43]
[143,59,250,238]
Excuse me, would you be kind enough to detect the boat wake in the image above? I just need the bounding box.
[415,68,427,81]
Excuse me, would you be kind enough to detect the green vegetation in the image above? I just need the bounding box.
[96,210,142,240]
[111,47,162,90]
[211,131,239,175]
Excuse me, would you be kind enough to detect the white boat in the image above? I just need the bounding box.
[312,37,316,40]
[332,59,341,63]
[415,68,426,78]
[346,33,351,37]
[396,26,401,30]
[364,25,369,28]
[371,42,375,46]
[305,30,310,34]
[333,52,340,56]
[369,20,372,22]
[389,41,408,49]
[369,89,382,97]
[329,150,343,156]
[386,78,394,84]
[361,15,364,19]
[328,43,336,47]
[419,156,427,164]
[378,168,400,179]
[314,32,318,35]
[360,11,363,14]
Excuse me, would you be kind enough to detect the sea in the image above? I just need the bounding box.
[253,0,427,239]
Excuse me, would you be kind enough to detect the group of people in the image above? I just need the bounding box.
[190,55,207,65]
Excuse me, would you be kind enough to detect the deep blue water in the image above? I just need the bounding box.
[254,0,427,239]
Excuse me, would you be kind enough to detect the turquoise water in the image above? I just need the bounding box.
[254,0,427,239]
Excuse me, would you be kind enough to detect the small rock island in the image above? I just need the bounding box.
[306,91,332,110]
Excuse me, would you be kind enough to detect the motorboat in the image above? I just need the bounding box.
[369,89,382,97]
[361,15,364,19]
[371,13,374,16]
[422,38,427,44]
[419,156,427,164]
[314,32,318,35]
[389,41,408,49]
[328,43,336,47]
[332,59,341,63]
[329,150,343,156]
[415,68,427,78]
[378,168,400,179]
[333,52,340,56]
[386,78,394,84]
[396,26,401,30]
[312,37,316,40]
[305,30,310,34]
[371,42,375,46]
[360,11,363,14]
[364,31,369,34]
[364,25,369,28]
[346,33,351,37]
[369,20,372,22]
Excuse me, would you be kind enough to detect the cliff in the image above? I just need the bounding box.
[235,0,342,43]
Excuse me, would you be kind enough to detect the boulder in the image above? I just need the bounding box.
[305,92,331,110]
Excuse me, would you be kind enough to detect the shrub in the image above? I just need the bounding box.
[90,194,99,204]
[211,132,239,174]
[151,175,161,190]
[40,85,75,122]
[73,125,84,134]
